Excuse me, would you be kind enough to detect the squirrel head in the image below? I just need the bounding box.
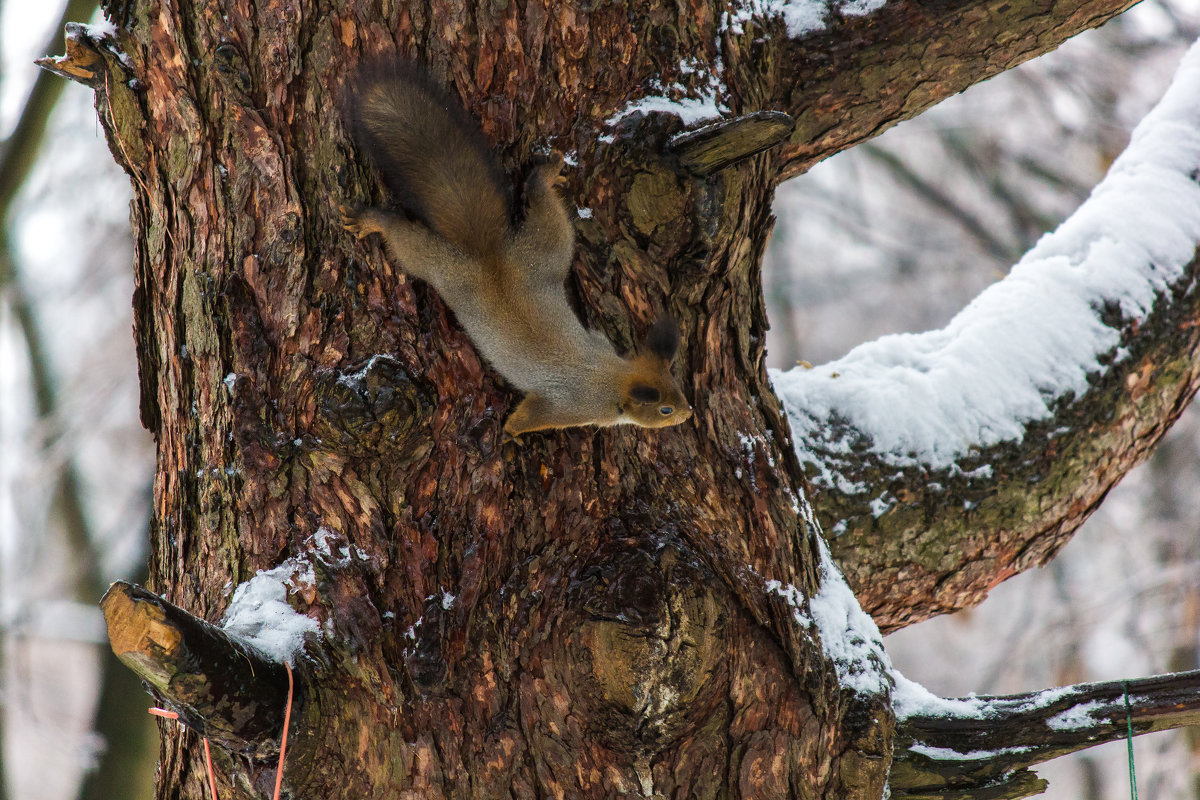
[618,317,692,429]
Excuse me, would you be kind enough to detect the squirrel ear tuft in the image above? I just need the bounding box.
[644,316,680,361]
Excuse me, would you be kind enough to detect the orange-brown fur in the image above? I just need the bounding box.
[341,65,691,437]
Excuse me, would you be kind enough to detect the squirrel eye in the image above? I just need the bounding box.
[659,406,673,416]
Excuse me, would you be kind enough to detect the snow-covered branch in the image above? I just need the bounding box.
[890,669,1200,799]
[773,39,1200,631]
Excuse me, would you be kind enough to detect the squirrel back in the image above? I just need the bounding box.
[347,64,511,258]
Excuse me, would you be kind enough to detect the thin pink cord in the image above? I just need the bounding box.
[202,738,220,800]
[273,663,294,800]
[148,661,294,800]
[149,708,218,800]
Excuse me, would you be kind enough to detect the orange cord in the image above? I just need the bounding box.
[148,707,219,799]
[147,661,295,800]
[202,738,220,800]
[273,663,294,800]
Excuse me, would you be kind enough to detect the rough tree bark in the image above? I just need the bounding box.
[40,0,1200,798]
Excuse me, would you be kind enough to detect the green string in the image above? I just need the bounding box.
[1124,682,1138,800]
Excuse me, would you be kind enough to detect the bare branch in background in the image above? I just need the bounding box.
[2,3,154,799]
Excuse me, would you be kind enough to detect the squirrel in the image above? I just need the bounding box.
[339,64,692,438]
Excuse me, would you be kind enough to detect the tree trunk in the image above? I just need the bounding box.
[45,0,1182,797]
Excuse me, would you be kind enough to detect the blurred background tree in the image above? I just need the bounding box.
[1,1,1197,798]
[1,2,154,799]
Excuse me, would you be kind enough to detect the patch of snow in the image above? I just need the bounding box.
[808,535,892,695]
[222,557,320,666]
[909,743,1033,761]
[839,0,887,16]
[608,91,726,128]
[893,673,1085,723]
[892,671,991,721]
[311,526,364,567]
[337,353,391,389]
[868,494,893,517]
[607,68,729,129]
[1046,700,1108,730]
[82,18,118,38]
[766,534,892,697]
[723,0,888,39]
[773,39,1200,475]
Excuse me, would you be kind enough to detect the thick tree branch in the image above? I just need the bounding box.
[775,39,1200,631]
[754,0,1139,181]
[890,669,1200,799]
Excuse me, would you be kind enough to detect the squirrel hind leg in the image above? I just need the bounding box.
[505,153,576,286]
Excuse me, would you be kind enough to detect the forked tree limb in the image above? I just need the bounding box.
[101,581,296,758]
[891,669,1200,799]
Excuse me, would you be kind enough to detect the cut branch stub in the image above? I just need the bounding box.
[35,22,110,85]
[101,581,296,758]
[669,112,796,176]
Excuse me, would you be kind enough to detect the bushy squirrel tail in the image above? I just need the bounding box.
[347,63,511,258]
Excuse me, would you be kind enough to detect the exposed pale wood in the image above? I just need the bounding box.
[101,582,295,760]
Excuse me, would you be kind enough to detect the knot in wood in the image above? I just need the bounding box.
[311,355,431,454]
[564,539,727,752]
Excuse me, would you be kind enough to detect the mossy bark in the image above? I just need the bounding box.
[60,0,1159,796]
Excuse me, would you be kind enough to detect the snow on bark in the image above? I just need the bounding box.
[891,670,1079,722]
[218,529,361,666]
[772,38,1200,489]
[724,0,888,38]
[765,533,893,697]
[221,557,321,666]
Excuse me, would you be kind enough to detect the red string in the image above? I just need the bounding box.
[273,663,294,800]
[148,708,219,800]
[202,738,220,800]
[147,660,295,800]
